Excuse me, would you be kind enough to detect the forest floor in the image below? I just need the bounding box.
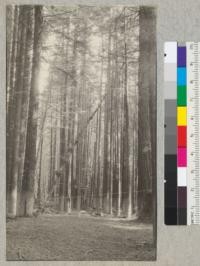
[7,212,156,261]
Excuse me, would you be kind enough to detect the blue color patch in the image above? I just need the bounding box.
[177,47,186,67]
[177,67,186,86]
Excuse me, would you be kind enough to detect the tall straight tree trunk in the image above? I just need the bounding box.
[52,123,57,199]
[138,7,156,220]
[67,153,72,213]
[133,77,139,215]
[109,59,114,215]
[122,46,130,217]
[17,7,38,214]
[6,5,14,96]
[59,19,69,212]
[121,10,130,217]
[117,114,122,217]
[76,74,81,212]
[21,6,43,216]
[59,73,68,211]
[6,6,18,110]
[103,24,111,213]
[50,96,53,195]
[94,112,99,212]
[147,7,156,245]
[70,25,78,210]
[97,35,104,214]
[6,6,19,206]
[76,19,88,212]
[37,135,43,208]
[7,6,32,217]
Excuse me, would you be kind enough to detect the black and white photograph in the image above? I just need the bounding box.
[6,5,156,261]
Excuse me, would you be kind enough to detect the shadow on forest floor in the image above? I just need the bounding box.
[7,213,156,261]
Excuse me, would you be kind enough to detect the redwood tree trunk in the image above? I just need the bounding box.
[138,7,156,220]
[20,6,43,216]
[7,6,31,217]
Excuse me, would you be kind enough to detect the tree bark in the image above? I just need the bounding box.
[59,20,69,212]
[6,6,19,207]
[103,24,111,213]
[138,7,156,220]
[20,6,43,216]
[7,6,32,217]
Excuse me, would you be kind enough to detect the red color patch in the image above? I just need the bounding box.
[178,126,187,147]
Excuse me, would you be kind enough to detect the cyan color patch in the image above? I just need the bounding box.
[177,67,186,86]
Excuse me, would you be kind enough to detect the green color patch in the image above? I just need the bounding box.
[177,86,186,106]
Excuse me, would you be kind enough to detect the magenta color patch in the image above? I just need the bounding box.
[178,147,187,166]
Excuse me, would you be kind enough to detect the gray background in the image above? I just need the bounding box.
[1,0,200,265]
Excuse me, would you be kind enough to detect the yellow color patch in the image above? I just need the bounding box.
[177,107,187,126]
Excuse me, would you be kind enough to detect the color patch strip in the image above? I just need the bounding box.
[177,45,187,225]
[164,42,177,225]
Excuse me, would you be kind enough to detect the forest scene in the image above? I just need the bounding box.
[6,5,156,261]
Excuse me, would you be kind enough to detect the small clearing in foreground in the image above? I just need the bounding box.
[7,213,156,261]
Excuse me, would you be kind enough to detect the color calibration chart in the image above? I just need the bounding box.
[164,42,200,225]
